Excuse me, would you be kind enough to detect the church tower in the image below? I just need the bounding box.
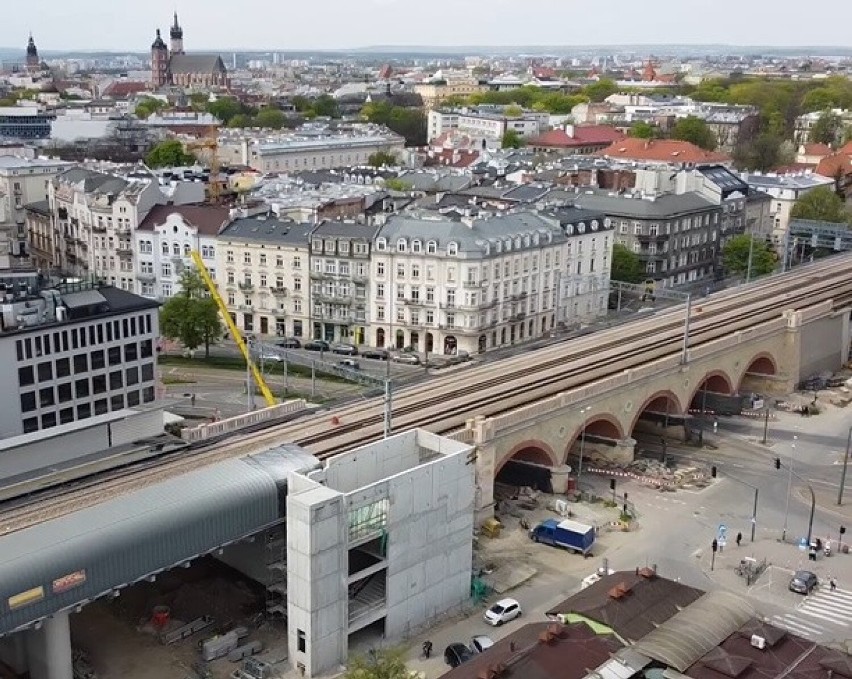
[26,34,39,73]
[151,29,169,88]
[170,13,184,55]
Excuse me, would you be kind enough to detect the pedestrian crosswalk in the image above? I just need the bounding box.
[771,586,852,640]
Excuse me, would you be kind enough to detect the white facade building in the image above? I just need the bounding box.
[428,106,548,145]
[369,210,612,355]
[215,215,314,338]
[50,169,164,287]
[135,204,230,299]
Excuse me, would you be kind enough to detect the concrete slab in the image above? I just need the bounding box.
[486,564,538,594]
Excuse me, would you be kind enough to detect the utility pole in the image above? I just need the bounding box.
[745,233,755,284]
[577,406,591,489]
[838,425,852,506]
[681,293,692,365]
[782,435,796,542]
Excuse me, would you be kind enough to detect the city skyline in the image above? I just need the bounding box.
[2,0,852,52]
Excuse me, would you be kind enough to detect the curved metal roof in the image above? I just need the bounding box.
[0,446,317,636]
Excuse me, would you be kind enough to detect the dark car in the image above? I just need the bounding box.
[304,340,330,352]
[789,570,818,594]
[444,643,474,668]
[362,348,389,360]
[277,338,301,349]
[332,343,359,356]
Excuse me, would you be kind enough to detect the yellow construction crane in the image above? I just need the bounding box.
[185,135,222,204]
[190,250,277,407]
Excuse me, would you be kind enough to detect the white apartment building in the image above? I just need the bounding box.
[218,129,406,174]
[0,156,69,268]
[740,172,836,245]
[49,169,164,287]
[135,204,231,299]
[308,220,378,344]
[427,106,549,145]
[215,215,314,338]
[369,210,612,355]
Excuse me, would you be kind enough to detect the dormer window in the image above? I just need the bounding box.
[397,238,407,252]
[376,238,387,252]
[426,240,437,254]
[447,241,458,256]
[412,239,422,253]
[523,235,530,248]
[591,220,599,230]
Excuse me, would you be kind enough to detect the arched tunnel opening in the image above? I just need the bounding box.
[690,373,739,416]
[739,355,779,395]
[566,418,624,470]
[631,393,689,454]
[495,446,555,494]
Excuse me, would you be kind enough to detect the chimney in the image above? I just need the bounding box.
[564,123,575,138]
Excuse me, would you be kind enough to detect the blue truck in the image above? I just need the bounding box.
[529,518,596,555]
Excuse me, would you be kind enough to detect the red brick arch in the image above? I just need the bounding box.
[562,415,625,464]
[497,439,558,474]
[737,352,778,390]
[628,389,684,434]
[688,370,735,406]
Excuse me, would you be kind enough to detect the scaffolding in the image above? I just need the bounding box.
[264,527,287,622]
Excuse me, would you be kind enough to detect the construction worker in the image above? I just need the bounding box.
[736,532,742,547]
[422,640,432,658]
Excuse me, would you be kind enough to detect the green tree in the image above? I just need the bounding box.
[671,116,717,150]
[255,107,286,129]
[734,132,785,171]
[159,269,223,358]
[206,97,243,124]
[368,151,398,167]
[384,178,413,192]
[801,88,838,113]
[809,110,842,146]
[344,648,411,679]
[628,121,659,139]
[228,113,253,128]
[362,101,426,146]
[504,104,524,118]
[501,129,524,149]
[610,243,644,283]
[145,140,196,168]
[722,234,777,278]
[188,92,209,111]
[311,94,340,118]
[583,78,617,103]
[135,97,166,119]
[790,186,851,224]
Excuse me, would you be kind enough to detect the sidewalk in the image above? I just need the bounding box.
[795,485,852,524]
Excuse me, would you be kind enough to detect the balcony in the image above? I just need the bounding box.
[316,294,353,305]
[402,297,426,307]
[116,247,133,258]
[239,282,254,291]
[91,224,107,233]
[137,272,156,282]
[637,232,668,243]
[510,291,528,301]
[270,286,288,296]
[309,270,326,280]
[462,280,483,290]
[509,312,527,322]
[352,274,369,284]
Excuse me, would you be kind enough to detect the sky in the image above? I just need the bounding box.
[3,0,852,51]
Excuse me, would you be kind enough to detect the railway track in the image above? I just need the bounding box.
[3,255,852,534]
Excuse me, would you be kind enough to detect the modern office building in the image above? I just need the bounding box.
[287,428,475,676]
[0,273,160,438]
[0,107,55,141]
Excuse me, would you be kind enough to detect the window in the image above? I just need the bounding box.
[59,407,74,425]
[94,399,108,415]
[74,354,88,374]
[41,413,57,429]
[426,240,437,254]
[109,371,123,390]
[244,252,252,265]
[161,263,172,278]
[412,239,422,253]
[376,262,385,277]
[91,350,105,370]
[447,242,458,256]
[397,238,407,252]
[37,362,52,381]
[141,363,154,382]
[23,417,38,433]
[126,367,139,386]
[125,343,138,362]
[39,387,55,408]
[20,392,36,412]
[172,243,180,256]
[108,346,121,366]
[127,390,140,407]
[162,242,170,256]
[58,383,73,403]
[376,238,387,251]
[75,379,89,398]
[18,366,34,387]
[259,253,267,266]
[92,375,107,394]
[77,403,91,420]
[143,386,155,403]
[297,630,306,654]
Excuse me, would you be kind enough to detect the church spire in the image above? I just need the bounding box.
[170,12,184,54]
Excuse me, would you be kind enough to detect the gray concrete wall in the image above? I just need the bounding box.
[325,430,422,493]
[215,526,282,586]
[382,449,474,638]
[800,314,846,378]
[287,483,348,677]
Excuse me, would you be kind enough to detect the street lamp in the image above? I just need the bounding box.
[838,425,852,506]
[782,435,797,542]
[576,406,592,488]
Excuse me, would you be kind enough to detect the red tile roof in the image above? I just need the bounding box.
[801,142,832,156]
[137,203,231,235]
[597,137,731,165]
[102,81,149,98]
[529,125,625,149]
[839,141,852,156]
[816,152,852,179]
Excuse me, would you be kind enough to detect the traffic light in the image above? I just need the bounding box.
[712,539,718,553]
[774,457,781,469]
[711,466,717,478]
[841,526,847,535]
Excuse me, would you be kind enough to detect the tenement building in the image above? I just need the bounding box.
[369,209,612,355]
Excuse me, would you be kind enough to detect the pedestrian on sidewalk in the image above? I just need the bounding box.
[422,640,432,658]
[713,418,719,434]
[830,577,837,592]
[736,532,742,547]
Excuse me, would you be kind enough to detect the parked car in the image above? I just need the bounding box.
[332,343,358,356]
[483,598,522,626]
[471,636,494,653]
[444,643,474,668]
[789,570,818,594]
[362,349,389,360]
[338,359,360,369]
[259,352,283,363]
[276,338,301,349]
[304,340,330,352]
[392,353,420,365]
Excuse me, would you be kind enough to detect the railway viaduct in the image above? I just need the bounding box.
[453,299,850,519]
